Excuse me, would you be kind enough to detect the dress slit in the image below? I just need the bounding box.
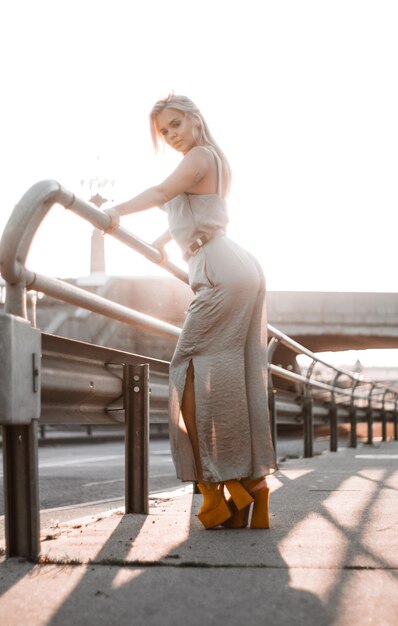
[180,359,203,480]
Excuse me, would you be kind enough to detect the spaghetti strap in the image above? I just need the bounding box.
[203,145,223,197]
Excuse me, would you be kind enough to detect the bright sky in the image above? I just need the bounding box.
[1,1,398,366]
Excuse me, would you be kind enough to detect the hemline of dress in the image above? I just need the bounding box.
[175,463,278,484]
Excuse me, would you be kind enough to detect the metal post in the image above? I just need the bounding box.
[124,363,149,514]
[381,391,388,442]
[329,372,343,452]
[349,379,359,448]
[268,388,277,458]
[367,385,375,445]
[367,405,373,445]
[28,292,37,328]
[2,282,41,561]
[303,390,314,458]
[5,283,27,318]
[302,361,316,458]
[329,398,338,452]
[3,421,40,560]
[350,405,357,448]
[394,398,398,441]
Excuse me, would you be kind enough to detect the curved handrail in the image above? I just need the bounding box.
[1,180,398,413]
[0,181,79,285]
[0,180,188,287]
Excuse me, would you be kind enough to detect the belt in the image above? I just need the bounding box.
[183,231,223,262]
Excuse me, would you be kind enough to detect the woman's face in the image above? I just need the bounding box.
[156,108,199,154]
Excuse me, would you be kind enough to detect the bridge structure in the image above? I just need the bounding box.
[0,179,398,562]
[267,290,398,352]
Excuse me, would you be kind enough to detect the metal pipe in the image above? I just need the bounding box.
[268,324,398,398]
[0,180,189,287]
[270,364,352,395]
[65,196,188,282]
[0,181,73,285]
[268,324,354,375]
[31,273,181,339]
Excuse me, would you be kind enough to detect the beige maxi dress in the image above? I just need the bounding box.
[162,148,277,482]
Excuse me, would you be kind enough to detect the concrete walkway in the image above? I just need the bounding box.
[1,441,398,625]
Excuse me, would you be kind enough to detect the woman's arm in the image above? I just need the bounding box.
[152,229,173,248]
[103,147,210,232]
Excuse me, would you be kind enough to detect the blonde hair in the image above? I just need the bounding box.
[149,94,231,197]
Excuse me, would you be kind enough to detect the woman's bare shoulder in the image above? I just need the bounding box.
[184,145,213,162]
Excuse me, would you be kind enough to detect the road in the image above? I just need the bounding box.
[0,438,181,531]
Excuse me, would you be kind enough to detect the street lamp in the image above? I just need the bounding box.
[80,173,115,275]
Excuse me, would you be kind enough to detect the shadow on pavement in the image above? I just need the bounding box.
[1,443,398,625]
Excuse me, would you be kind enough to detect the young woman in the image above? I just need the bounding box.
[104,94,277,529]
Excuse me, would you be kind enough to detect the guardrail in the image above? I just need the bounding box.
[1,180,397,561]
[267,326,398,456]
[1,318,158,560]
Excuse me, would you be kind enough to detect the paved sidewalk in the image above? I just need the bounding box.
[1,441,398,625]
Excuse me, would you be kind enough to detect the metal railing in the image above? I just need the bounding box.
[267,326,398,456]
[1,180,398,562]
[0,312,155,559]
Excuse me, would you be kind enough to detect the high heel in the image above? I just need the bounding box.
[221,480,253,529]
[246,479,270,529]
[197,482,232,529]
[222,478,270,529]
[224,480,254,510]
[221,502,250,528]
